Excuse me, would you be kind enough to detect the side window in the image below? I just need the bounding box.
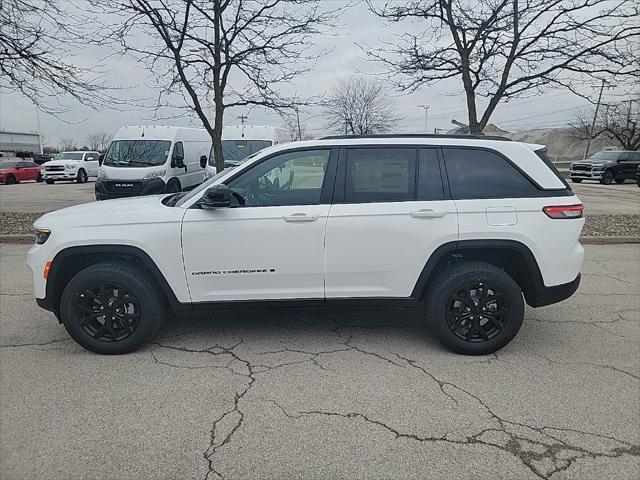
[173,142,184,159]
[618,153,630,162]
[17,161,30,168]
[345,148,415,203]
[85,153,96,161]
[443,148,539,199]
[417,149,444,200]
[228,149,331,207]
[631,153,640,162]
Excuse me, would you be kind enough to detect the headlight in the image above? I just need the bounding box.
[144,168,166,179]
[34,228,51,245]
[65,163,76,170]
[97,169,108,179]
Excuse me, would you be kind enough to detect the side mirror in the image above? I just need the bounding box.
[200,184,231,209]
[200,155,207,169]
[172,155,185,169]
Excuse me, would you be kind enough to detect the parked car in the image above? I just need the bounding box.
[636,164,640,187]
[95,126,211,200]
[42,151,100,184]
[29,134,584,355]
[569,150,640,184]
[0,159,42,184]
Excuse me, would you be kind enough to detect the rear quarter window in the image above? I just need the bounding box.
[443,148,540,199]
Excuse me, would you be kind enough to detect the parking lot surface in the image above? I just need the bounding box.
[571,182,639,215]
[1,243,638,479]
[0,180,95,213]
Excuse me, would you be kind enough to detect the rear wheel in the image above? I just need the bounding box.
[36,172,43,182]
[60,262,165,354]
[44,179,55,184]
[76,169,88,184]
[424,261,524,355]
[600,170,614,185]
[571,178,583,183]
[5,175,16,185]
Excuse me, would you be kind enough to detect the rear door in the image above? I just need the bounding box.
[324,146,458,299]
[83,152,100,176]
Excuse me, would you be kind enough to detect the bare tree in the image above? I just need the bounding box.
[571,99,640,150]
[59,138,78,151]
[90,0,341,171]
[323,77,399,135]
[86,132,112,152]
[0,0,109,113]
[366,0,640,133]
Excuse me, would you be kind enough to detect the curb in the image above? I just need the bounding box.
[579,236,640,245]
[0,234,35,244]
[1,234,639,246]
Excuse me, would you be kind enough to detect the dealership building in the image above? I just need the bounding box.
[0,130,42,155]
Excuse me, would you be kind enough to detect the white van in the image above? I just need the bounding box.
[202,125,289,179]
[96,125,211,200]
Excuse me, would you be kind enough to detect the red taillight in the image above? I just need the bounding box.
[543,204,584,219]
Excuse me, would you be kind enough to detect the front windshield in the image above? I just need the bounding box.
[103,140,171,167]
[0,161,18,169]
[589,152,621,162]
[209,140,272,166]
[55,152,83,160]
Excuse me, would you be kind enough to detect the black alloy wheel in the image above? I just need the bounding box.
[75,282,141,342]
[60,262,164,354]
[600,170,614,185]
[424,261,524,355]
[6,175,16,185]
[446,282,508,342]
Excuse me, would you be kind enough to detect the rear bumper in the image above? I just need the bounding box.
[95,177,166,200]
[528,273,581,307]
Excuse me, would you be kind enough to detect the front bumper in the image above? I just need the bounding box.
[42,170,78,180]
[95,177,167,200]
[569,169,603,179]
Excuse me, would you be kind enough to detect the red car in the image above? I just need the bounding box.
[0,159,43,185]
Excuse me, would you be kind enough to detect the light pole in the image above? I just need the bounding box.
[418,104,430,133]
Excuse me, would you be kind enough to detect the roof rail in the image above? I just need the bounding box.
[319,133,511,141]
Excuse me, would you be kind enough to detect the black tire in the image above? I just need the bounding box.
[424,261,524,355]
[600,170,614,185]
[570,178,583,183]
[76,169,88,184]
[614,178,625,184]
[44,179,55,184]
[165,178,181,193]
[36,172,43,182]
[59,262,165,354]
[5,175,16,185]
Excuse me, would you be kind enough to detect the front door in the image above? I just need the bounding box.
[83,152,100,176]
[182,148,336,302]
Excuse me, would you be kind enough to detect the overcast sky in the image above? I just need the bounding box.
[0,0,623,147]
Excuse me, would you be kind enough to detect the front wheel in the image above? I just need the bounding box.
[424,261,524,355]
[571,178,583,183]
[600,170,614,185]
[614,178,625,184]
[60,262,165,354]
[44,179,55,184]
[76,169,88,184]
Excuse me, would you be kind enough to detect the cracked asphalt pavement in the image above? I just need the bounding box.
[1,243,638,479]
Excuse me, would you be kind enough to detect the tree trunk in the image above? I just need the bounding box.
[213,99,224,173]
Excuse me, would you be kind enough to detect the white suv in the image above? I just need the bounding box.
[28,135,584,355]
[42,151,100,184]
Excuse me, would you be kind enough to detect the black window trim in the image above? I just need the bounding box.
[196,146,339,208]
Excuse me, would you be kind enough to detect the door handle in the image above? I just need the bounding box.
[410,209,446,219]
[283,213,318,222]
